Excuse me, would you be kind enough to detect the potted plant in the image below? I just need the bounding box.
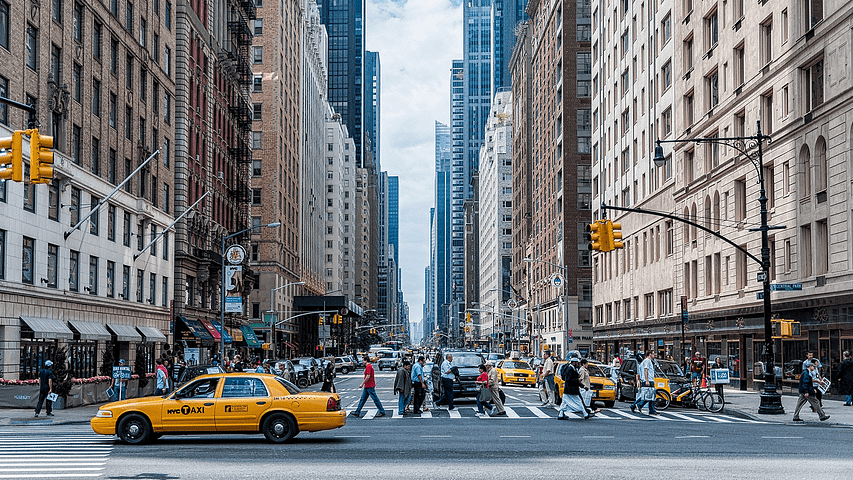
[50,347,74,410]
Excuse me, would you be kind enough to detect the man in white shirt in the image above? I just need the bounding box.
[631,351,659,415]
[439,354,456,410]
[540,351,556,408]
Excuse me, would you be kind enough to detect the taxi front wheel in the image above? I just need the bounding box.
[262,413,297,443]
[117,413,152,445]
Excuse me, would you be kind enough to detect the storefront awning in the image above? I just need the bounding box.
[240,325,261,348]
[20,317,74,340]
[106,323,143,342]
[68,320,112,341]
[209,320,233,344]
[176,317,215,343]
[137,326,167,343]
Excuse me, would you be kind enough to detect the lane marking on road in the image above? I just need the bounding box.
[420,435,451,438]
[500,435,531,438]
[582,436,615,439]
[334,435,371,438]
[761,436,803,439]
[676,435,710,439]
[662,411,704,422]
[527,406,552,418]
[448,408,462,419]
[504,406,521,418]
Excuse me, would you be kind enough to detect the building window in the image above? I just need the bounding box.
[93,19,102,60]
[109,93,117,128]
[252,131,262,149]
[253,18,263,35]
[253,75,262,92]
[734,178,747,221]
[706,69,719,109]
[136,269,144,302]
[163,231,169,260]
[761,19,773,66]
[662,60,672,91]
[122,265,130,300]
[47,244,58,288]
[70,250,80,292]
[803,56,824,113]
[108,204,116,241]
[162,277,168,307]
[661,13,671,46]
[72,63,82,103]
[26,24,38,70]
[123,212,132,246]
[90,197,100,235]
[253,103,262,121]
[0,1,9,50]
[149,273,156,304]
[814,137,827,195]
[252,189,262,205]
[71,125,81,164]
[21,237,34,284]
[805,0,823,31]
[92,79,101,117]
[253,160,262,176]
[705,8,718,50]
[106,261,115,297]
[252,46,263,64]
[662,107,672,137]
[734,44,745,87]
[761,90,773,134]
[0,76,7,125]
[165,1,171,30]
[88,256,99,294]
[110,37,118,74]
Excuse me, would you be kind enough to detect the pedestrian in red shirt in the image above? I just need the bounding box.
[350,355,386,418]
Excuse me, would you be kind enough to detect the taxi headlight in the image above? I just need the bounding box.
[604,385,616,390]
[96,410,113,418]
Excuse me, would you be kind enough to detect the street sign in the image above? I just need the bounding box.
[552,274,563,289]
[770,283,802,291]
[756,272,767,283]
[112,366,131,379]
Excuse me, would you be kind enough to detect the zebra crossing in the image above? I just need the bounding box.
[343,404,764,424]
[0,426,113,478]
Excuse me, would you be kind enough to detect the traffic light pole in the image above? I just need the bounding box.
[0,96,39,129]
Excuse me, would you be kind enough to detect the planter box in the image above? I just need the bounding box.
[0,385,40,408]
[65,385,84,408]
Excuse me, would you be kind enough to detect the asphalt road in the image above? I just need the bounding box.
[3,370,852,479]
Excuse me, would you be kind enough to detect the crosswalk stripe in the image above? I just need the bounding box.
[609,409,648,420]
[527,406,551,418]
[661,411,704,422]
[419,410,432,418]
[448,408,461,419]
[362,409,377,419]
[704,415,733,423]
[503,406,520,418]
[715,414,764,424]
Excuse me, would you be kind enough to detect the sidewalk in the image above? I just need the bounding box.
[722,388,853,427]
[0,404,104,427]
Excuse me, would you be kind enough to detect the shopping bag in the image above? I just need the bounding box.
[581,389,593,406]
[478,387,492,403]
[46,393,58,402]
[643,386,656,401]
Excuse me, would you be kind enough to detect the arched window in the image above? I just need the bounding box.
[799,144,811,198]
[704,196,712,230]
[713,191,721,232]
[690,202,698,242]
[683,207,690,243]
[815,136,827,195]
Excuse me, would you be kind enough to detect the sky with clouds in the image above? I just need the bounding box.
[365,0,463,329]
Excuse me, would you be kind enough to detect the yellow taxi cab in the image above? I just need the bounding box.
[554,360,617,407]
[495,359,537,387]
[91,372,345,444]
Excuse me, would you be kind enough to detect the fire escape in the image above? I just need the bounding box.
[226,6,254,233]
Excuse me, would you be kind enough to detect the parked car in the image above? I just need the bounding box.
[430,350,486,401]
[335,356,355,374]
[295,357,322,384]
[377,351,404,371]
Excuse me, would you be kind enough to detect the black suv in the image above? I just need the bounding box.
[431,350,486,402]
[616,357,691,402]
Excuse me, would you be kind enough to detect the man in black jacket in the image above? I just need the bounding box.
[556,357,589,420]
[839,351,853,406]
[793,362,829,422]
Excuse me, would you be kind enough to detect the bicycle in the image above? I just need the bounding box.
[669,384,724,412]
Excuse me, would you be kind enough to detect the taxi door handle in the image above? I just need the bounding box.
[204,402,214,406]
[256,401,266,405]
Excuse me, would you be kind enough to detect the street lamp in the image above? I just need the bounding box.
[524,258,569,357]
[270,281,306,360]
[220,222,281,366]
[653,120,783,414]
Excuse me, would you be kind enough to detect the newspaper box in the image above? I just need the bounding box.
[709,368,730,384]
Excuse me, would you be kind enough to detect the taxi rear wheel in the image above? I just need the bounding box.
[117,413,152,445]
[262,413,297,443]
[297,377,309,388]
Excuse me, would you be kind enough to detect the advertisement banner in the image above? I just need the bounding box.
[225,266,243,313]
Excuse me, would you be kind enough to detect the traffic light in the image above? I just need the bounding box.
[261,343,271,350]
[29,129,54,184]
[772,319,801,338]
[586,221,603,251]
[609,221,624,249]
[332,314,342,324]
[370,328,377,334]
[0,131,23,182]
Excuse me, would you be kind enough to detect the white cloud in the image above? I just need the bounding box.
[367,0,462,325]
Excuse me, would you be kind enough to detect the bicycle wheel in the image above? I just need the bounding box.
[696,391,709,411]
[655,389,671,410]
[705,392,724,413]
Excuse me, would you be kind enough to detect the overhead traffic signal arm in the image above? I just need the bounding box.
[0,131,23,182]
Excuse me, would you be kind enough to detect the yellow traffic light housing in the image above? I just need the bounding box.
[586,221,603,251]
[29,128,55,184]
[401,325,405,332]
[319,317,324,325]
[261,343,271,350]
[609,221,624,249]
[0,131,23,182]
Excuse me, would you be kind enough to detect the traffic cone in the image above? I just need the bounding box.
[701,374,707,388]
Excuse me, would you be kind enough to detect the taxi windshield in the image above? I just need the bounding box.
[502,361,531,370]
[275,377,302,395]
[655,360,684,376]
[452,354,485,368]
[586,364,605,377]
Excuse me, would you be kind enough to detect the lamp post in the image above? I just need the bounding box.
[653,120,783,414]
[270,281,306,360]
[220,222,281,366]
[524,258,568,357]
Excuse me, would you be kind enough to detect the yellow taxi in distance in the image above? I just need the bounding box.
[91,373,345,444]
[495,360,537,387]
[554,361,617,407]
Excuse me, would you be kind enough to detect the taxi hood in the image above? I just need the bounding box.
[100,394,167,410]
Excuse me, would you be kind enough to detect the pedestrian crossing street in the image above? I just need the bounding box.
[0,426,113,478]
[341,401,764,424]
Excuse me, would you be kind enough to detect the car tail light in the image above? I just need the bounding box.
[327,396,340,411]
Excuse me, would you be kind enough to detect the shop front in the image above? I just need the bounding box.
[174,316,216,364]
